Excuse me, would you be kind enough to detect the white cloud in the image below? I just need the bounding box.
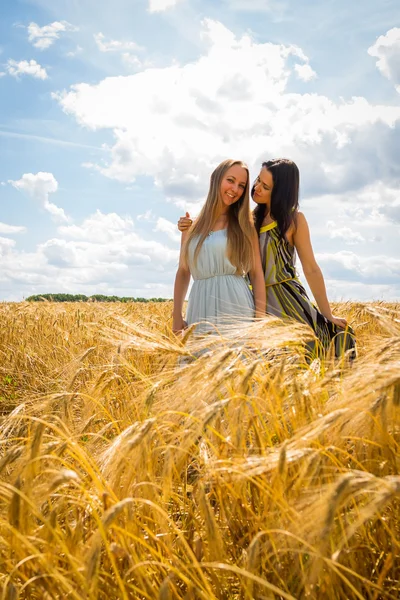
[325,182,400,225]
[326,221,365,245]
[58,210,178,263]
[316,251,400,285]
[368,27,400,85]
[0,237,16,255]
[27,20,78,50]
[299,183,399,268]
[6,59,48,80]
[59,210,134,242]
[154,217,181,242]
[54,18,400,206]
[9,172,70,223]
[0,206,396,301]
[294,63,317,81]
[121,53,143,69]
[325,279,399,302]
[0,210,179,300]
[44,19,400,302]
[380,202,400,223]
[0,222,26,234]
[223,0,275,11]
[66,46,83,58]
[137,209,155,221]
[148,0,184,12]
[94,32,143,53]
[94,33,145,70]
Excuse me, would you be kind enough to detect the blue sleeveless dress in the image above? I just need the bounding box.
[185,229,255,334]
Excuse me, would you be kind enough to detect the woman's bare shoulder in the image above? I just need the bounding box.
[290,211,307,233]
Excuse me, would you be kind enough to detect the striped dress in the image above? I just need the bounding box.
[259,221,356,359]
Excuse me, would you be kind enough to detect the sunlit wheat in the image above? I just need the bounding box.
[0,300,399,599]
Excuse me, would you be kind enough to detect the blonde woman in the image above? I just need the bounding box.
[172,159,266,335]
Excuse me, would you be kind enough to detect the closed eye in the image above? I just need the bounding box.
[256,177,269,191]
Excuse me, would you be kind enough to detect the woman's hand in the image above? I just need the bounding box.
[178,212,192,232]
[328,315,348,329]
[172,318,188,334]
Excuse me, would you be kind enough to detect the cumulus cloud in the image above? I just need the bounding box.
[324,181,400,225]
[58,210,178,263]
[94,33,145,70]
[148,0,185,12]
[27,20,78,50]
[294,63,317,81]
[380,203,400,223]
[0,210,180,300]
[1,208,396,301]
[6,59,48,80]
[0,222,26,234]
[154,217,181,242]
[137,209,155,221]
[299,182,399,268]
[0,237,16,255]
[66,46,83,58]
[326,221,365,244]
[324,279,399,302]
[40,20,400,302]
[316,251,400,285]
[9,172,70,223]
[368,27,400,86]
[94,32,143,53]
[54,19,400,209]
[121,53,143,69]
[40,238,80,267]
[222,0,275,10]
[59,210,134,242]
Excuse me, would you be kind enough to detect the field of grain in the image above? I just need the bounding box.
[0,301,399,599]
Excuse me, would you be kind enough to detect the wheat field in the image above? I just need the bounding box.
[0,301,399,600]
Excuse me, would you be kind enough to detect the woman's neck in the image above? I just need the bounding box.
[213,211,229,225]
[210,211,229,233]
[262,205,274,224]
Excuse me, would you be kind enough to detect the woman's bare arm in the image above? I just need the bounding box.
[172,231,191,333]
[293,212,347,328]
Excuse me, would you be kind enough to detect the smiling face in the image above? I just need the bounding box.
[219,164,248,208]
[253,167,273,206]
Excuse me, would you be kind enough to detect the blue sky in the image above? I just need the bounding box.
[0,0,399,301]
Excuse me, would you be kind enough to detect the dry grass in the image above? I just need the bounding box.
[0,300,399,600]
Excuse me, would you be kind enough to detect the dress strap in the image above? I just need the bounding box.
[260,221,278,233]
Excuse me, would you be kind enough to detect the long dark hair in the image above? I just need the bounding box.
[252,158,299,237]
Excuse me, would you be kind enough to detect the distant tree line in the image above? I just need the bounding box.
[25,294,171,303]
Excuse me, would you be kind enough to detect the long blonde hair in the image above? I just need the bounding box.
[184,159,254,274]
